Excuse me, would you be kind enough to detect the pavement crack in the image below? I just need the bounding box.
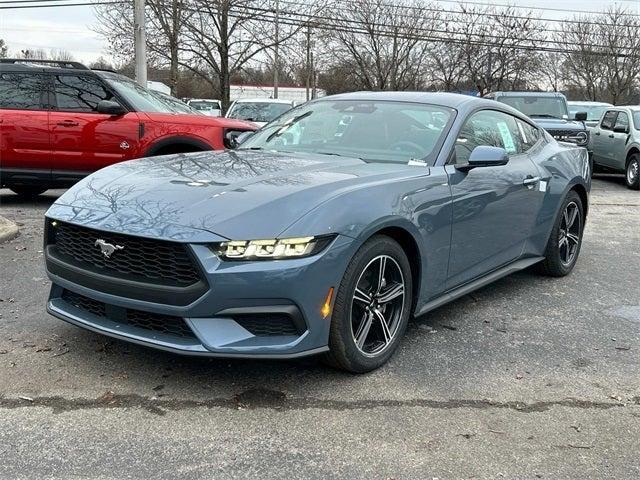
[0,389,634,416]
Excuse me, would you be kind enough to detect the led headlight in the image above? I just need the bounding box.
[212,235,335,260]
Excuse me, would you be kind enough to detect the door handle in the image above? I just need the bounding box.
[56,120,79,127]
[523,176,541,188]
[608,134,614,138]
[594,131,600,136]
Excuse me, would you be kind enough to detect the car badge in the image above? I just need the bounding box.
[95,239,124,258]
[120,141,130,150]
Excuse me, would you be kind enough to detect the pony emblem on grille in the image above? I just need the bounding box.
[95,239,124,258]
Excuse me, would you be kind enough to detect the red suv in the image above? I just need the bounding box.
[0,59,256,197]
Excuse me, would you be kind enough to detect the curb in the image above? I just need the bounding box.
[0,215,19,244]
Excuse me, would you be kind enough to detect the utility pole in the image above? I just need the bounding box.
[134,0,147,87]
[305,25,311,101]
[273,0,279,99]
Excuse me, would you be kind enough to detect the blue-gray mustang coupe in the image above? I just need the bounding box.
[44,92,590,372]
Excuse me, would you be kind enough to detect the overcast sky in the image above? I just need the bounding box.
[0,0,638,64]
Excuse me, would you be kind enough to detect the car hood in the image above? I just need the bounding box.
[531,118,586,132]
[48,150,428,242]
[142,112,255,130]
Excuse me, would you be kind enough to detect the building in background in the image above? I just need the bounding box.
[230,84,326,104]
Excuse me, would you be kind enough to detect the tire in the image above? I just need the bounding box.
[626,154,640,190]
[324,235,413,373]
[537,190,584,277]
[9,186,48,198]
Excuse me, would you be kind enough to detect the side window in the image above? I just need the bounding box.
[600,110,618,130]
[53,75,116,113]
[454,110,523,164]
[0,73,46,111]
[517,119,542,152]
[614,111,629,131]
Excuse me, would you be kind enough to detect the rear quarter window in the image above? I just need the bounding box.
[0,73,47,110]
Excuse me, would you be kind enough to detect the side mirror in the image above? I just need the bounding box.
[457,146,509,171]
[224,129,254,149]
[574,111,588,122]
[97,100,126,116]
[613,125,629,134]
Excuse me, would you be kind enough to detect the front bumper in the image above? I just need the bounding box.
[45,224,356,359]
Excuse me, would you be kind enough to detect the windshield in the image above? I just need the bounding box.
[240,100,454,164]
[568,104,608,122]
[102,73,199,114]
[227,102,293,123]
[499,96,569,120]
[189,100,221,111]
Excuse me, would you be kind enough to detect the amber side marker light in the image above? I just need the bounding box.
[321,287,334,319]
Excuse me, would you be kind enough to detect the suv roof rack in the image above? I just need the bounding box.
[0,58,89,70]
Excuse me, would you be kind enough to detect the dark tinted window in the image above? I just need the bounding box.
[454,110,524,164]
[0,73,46,110]
[614,111,629,131]
[54,74,115,112]
[517,119,542,152]
[601,110,618,130]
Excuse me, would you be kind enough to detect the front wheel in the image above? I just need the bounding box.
[324,236,412,373]
[537,190,584,277]
[626,154,640,190]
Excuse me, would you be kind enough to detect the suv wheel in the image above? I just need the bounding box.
[324,236,412,373]
[9,186,48,198]
[626,154,640,190]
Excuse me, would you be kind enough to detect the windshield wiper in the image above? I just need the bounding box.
[265,111,313,143]
[529,114,560,119]
[316,151,364,161]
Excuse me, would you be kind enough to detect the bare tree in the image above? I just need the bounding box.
[0,39,8,58]
[180,0,307,107]
[324,0,438,91]
[562,6,640,104]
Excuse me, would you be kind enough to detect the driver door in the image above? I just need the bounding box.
[445,110,544,289]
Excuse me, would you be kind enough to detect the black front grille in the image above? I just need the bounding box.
[49,221,202,287]
[61,290,196,340]
[62,290,106,317]
[235,314,300,336]
[124,309,195,339]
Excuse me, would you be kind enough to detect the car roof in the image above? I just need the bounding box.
[567,101,612,106]
[315,91,507,110]
[489,91,566,99]
[232,98,294,104]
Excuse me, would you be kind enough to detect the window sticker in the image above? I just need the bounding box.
[497,121,517,153]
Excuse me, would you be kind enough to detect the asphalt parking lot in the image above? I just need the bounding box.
[0,176,638,479]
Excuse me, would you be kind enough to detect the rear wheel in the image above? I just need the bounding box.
[324,236,412,373]
[9,186,48,198]
[537,190,584,277]
[626,154,640,190]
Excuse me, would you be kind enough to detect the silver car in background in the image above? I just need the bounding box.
[590,106,640,190]
[568,101,613,128]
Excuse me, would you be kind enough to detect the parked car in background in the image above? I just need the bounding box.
[225,98,295,127]
[0,59,256,197]
[486,92,591,167]
[568,101,613,128]
[186,98,222,117]
[44,92,590,372]
[590,106,640,189]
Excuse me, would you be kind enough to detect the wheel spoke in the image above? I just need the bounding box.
[373,308,391,344]
[376,256,387,293]
[566,205,578,229]
[563,208,570,228]
[567,232,580,246]
[353,287,372,305]
[558,236,566,248]
[377,283,404,304]
[354,312,374,349]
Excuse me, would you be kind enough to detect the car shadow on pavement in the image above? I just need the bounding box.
[44,267,544,399]
[0,190,63,208]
